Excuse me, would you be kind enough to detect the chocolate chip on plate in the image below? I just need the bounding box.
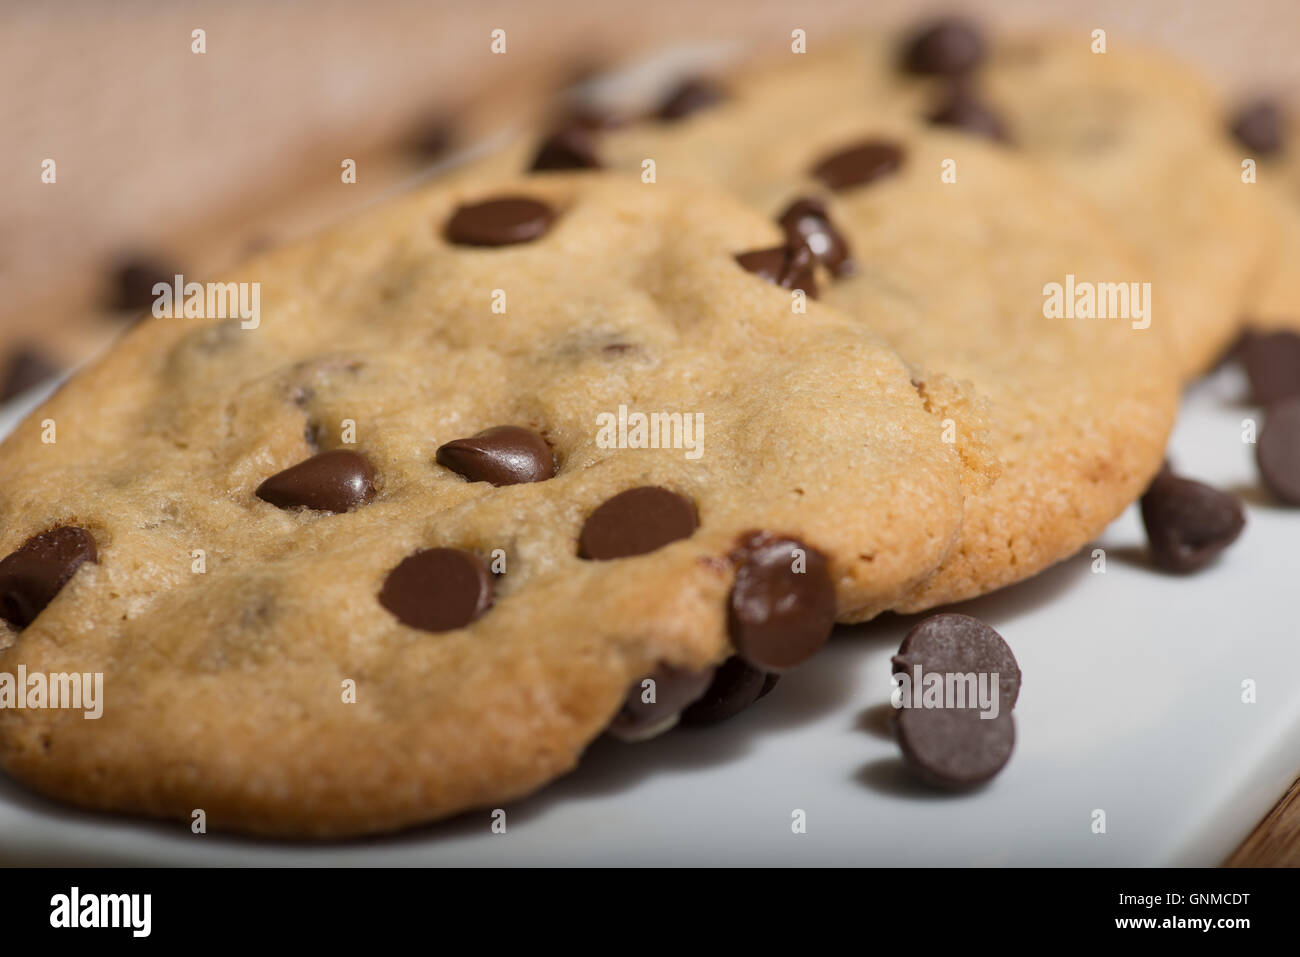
[680,656,775,727]
[1140,470,1245,572]
[255,449,377,513]
[1230,99,1283,156]
[578,486,698,560]
[727,531,836,671]
[1257,396,1300,505]
[109,255,180,312]
[778,197,856,277]
[0,526,98,630]
[927,87,1009,141]
[901,18,986,75]
[1238,329,1300,405]
[607,664,716,741]
[891,613,1021,712]
[0,346,59,401]
[436,426,556,486]
[655,77,726,121]
[379,547,494,633]
[444,197,556,247]
[895,707,1016,790]
[810,140,905,192]
[529,123,602,171]
[735,244,818,297]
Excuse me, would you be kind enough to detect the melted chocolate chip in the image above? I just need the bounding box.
[529,123,602,171]
[578,486,698,560]
[1230,100,1283,156]
[1238,330,1300,405]
[1140,470,1245,572]
[656,78,726,121]
[255,449,377,513]
[895,707,1015,790]
[436,426,556,486]
[735,244,818,297]
[810,140,905,191]
[379,547,494,633]
[679,656,774,726]
[927,87,1009,142]
[1257,396,1300,505]
[727,532,836,671]
[0,526,98,630]
[778,197,856,277]
[0,347,59,401]
[891,613,1020,713]
[607,664,716,741]
[901,18,986,76]
[444,197,556,247]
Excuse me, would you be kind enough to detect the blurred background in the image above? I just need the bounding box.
[3,0,1298,396]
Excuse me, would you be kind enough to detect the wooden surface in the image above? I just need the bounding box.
[1227,777,1300,866]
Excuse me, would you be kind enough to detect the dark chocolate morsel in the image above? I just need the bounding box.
[0,346,60,401]
[436,426,556,486]
[529,123,602,171]
[727,532,836,671]
[1238,329,1300,405]
[927,88,1009,142]
[0,526,98,630]
[578,486,698,560]
[607,664,716,741]
[255,449,377,513]
[895,707,1015,789]
[109,255,181,312]
[656,78,726,121]
[1257,396,1300,505]
[734,244,818,297]
[379,547,494,632]
[1230,100,1283,156]
[900,18,986,76]
[680,656,773,726]
[891,613,1021,713]
[1140,471,1245,572]
[444,197,556,247]
[778,197,856,277]
[810,140,905,191]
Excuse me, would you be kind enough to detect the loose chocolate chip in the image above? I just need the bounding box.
[379,547,493,633]
[1140,471,1245,572]
[1257,396,1300,505]
[735,244,818,297]
[0,526,98,630]
[436,425,556,486]
[255,449,377,513]
[901,18,986,76]
[529,123,602,171]
[656,78,726,121]
[778,197,856,277]
[109,255,181,312]
[680,656,773,726]
[891,613,1020,713]
[927,88,1008,142]
[444,197,556,247]
[1238,330,1300,405]
[1230,100,1283,156]
[579,486,698,560]
[0,347,59,401]
[810,140,905,191]
[727,531,836,672]
[895,707,1015,790]
[607,664,716,741]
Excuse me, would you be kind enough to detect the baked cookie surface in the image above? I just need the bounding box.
[0,175,968,836]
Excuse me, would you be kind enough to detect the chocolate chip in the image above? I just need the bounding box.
[0,347,59,401]
[680,656,773,726]
[656,78,725,121]
[579,487,698,560]
[727,532,836,671]
[927,87,1008,142]
[444,197,556,247]
[529,123,602,171]
[1238,330,1300,405]
[404,115,455,159]
[1230,100,1283,156]
[379,547,493,633]
[895,707,1015,790]
[0,526,98,630]
[810,140,905,191]
[607,664,716,741]
[778,197,856,277]
[1257,396,1300,505]
[1140,471,1245,572]
[735,244,818,297]
[255,449,377,513]
[436,426,556,486]
[901,18,986,75]
[109,255,180,312]
[891,613,1020,713]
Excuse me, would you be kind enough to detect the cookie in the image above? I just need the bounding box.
[498,95,1177,610]
[0,174,968,836]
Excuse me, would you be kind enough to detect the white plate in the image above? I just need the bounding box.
[0,366,1296,865]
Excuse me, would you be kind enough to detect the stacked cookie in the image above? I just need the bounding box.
[0,18,1276,837]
